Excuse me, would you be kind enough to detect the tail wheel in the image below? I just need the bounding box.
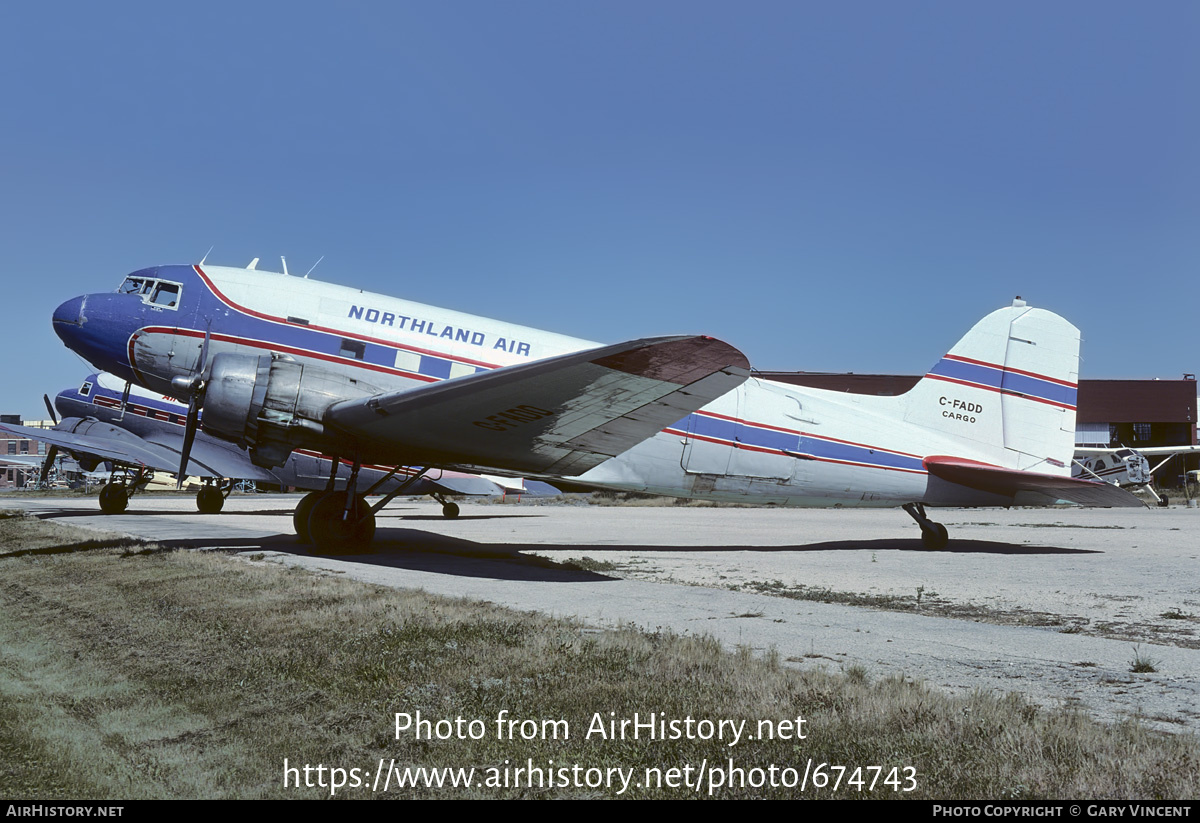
[308,492,376,554]
[98,484,128,515]
[196,485,225,514]
[921,522,949,551]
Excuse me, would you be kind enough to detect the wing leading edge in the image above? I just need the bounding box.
[325,335,752,476]
[924,455,1145,508]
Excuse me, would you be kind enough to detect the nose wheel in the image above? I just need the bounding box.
[904,503,949,550]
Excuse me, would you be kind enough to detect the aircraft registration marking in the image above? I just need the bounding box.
[938,396,982,424]
[473,405,554,432]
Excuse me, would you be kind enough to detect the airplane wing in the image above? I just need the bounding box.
[325,335,751,477]
[0,454,49,468]
[0,419,279,482]
[924,455,1145,507]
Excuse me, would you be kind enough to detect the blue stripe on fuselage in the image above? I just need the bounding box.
[671,413,926,473]
[929,357,1076,407]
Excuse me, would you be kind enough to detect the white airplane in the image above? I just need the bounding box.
[0,372,553,537]
[1072,445,1200,506]
[50,263,1142,552]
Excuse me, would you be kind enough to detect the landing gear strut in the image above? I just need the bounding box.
[904,503,949,550]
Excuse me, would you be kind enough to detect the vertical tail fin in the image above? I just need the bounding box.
[902,300,1079,474]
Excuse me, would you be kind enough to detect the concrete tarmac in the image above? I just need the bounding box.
[4,494,1198,732]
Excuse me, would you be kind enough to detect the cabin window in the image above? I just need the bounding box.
[340,339,366,360]
[79,381,92,396]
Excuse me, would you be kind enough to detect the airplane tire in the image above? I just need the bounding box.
[1158,495,1170,508]
[308,492,376,554]
[99,484,128,515]
[921,522,949,551]
[293,491,326,544]
[442,501,460,519]
[196,486,225,514]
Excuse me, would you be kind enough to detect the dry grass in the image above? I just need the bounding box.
[0,515,1197,799]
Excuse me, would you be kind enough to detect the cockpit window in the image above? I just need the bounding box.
[79,381,92,397]
[117,276,182,310]
[151,282,179,307]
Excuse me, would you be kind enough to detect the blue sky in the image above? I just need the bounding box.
[2,2,1197,420]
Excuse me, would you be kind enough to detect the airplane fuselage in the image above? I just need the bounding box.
[54,264,1081,511]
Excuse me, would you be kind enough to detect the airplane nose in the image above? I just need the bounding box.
[53,295,84,327]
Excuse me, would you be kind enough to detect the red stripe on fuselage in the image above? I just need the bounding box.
[193,265,505,371]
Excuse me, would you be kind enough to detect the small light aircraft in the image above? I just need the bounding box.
[1072,445,1200,506]
[0,372,550,537]
[51,262,1142,552]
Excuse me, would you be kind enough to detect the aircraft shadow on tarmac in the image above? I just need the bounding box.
[34,507,542,522]
[137,525,1101,586]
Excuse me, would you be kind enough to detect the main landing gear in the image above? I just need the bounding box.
[99,482,129,515]
[904,503,949,550]
[293,459,435,554]
[97,466,152,515]
[195,480,231,514]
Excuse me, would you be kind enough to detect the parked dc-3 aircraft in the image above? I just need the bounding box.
[0,372,552,536]
[51,262,1141,552]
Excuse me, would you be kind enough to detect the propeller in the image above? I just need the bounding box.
[36,395,60,487]
[171,322,212,490]
[38,446,59,487]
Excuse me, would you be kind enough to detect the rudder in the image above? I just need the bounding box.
[901,300,1079,474]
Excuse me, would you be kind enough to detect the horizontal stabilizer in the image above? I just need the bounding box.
[925,455,1145,508]
[325,335,751,476]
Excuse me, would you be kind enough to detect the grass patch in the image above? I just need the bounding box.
[562,556,619,573]
[1130,645,1159,674]
[0,511,155,557]
[0,522,1197,798]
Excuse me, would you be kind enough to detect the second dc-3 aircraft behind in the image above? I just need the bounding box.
[52,262,1140,552]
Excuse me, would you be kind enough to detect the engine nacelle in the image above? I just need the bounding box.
[202,352,381,468]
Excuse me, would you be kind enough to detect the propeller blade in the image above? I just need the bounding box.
[177,395,201,490]
[38,445,59,486]
[43,394,58,425]
[198,319,211,374]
